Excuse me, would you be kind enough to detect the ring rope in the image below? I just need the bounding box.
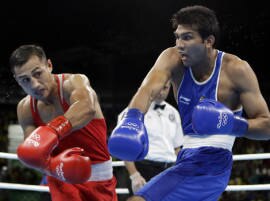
[225,184,270,191]
[0,182,129,194]
[1,152,270,163]
[233,153,270,161]
[1,182,270,192]
[1,152,270,193]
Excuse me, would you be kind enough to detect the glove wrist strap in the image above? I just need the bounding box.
[47,116,72,138]
[125,108,144,121]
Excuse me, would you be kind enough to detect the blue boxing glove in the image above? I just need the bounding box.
[192,99,248,137]
[108,108,149,161]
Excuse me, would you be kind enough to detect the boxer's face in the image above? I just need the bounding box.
[174,24,211,67]
[14,55,54,100]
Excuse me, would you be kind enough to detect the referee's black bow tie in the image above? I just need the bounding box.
[154,104,166,110]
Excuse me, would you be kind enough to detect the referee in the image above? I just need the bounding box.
[117,81,184,194]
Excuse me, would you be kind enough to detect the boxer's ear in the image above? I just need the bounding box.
[204,35,215,48]
[47,59,53,72]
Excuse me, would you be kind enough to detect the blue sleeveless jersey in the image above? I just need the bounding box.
[177,50,242,135]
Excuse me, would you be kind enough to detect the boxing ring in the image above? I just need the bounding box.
[0,152,270,194]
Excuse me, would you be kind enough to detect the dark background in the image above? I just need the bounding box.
[1,0,270,108]
[0,1,270,200]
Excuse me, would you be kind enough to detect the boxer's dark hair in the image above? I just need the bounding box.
[171,5,220,47]
[10,44,47,73]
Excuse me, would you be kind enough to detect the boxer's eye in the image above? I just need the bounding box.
[21,77,30,84]
[34,71,41,78]
[182,34,193,41]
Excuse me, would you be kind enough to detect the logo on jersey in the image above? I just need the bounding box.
[179,95,191,105]
[199,96,205,101]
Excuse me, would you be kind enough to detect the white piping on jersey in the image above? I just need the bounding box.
[215,51,224,100]
[176,51,221,104]
[189,51,219,85]
[232,106,243,113]
[176,51,243,112]
[214,52,243,112]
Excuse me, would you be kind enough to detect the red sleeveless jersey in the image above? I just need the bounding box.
[30,74,110,164]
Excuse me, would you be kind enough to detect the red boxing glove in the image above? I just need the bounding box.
[17,116,72,170]
[47,147,91,184]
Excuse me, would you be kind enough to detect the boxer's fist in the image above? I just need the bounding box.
[130,172,146,193]
[17,116,72,170]
[47,147,91,184]
[108,108,149,161]
[192,99,248,137]
[17,126,59,169]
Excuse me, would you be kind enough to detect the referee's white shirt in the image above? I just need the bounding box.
[118,101,184,163]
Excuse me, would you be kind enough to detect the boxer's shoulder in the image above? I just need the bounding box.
[17,95,31,115]
[222,53,250,74]
[17,96,35,132]
[62,73,91,94]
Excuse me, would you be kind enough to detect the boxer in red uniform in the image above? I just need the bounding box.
[10,44,117,201]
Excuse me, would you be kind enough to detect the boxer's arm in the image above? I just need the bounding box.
[129,47,182,113]
[17,96,71,168]
[175,147,181,156]
[231,59,270,140]
[17,96,91,184]
[63,74,99,130]
[124,161,139,176]
[124,161,146,193]
[109,48,182,160]
[17,97,59,169]
[17,96,37,138]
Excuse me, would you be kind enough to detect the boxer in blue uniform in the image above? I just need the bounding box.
[108,5,270,201]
